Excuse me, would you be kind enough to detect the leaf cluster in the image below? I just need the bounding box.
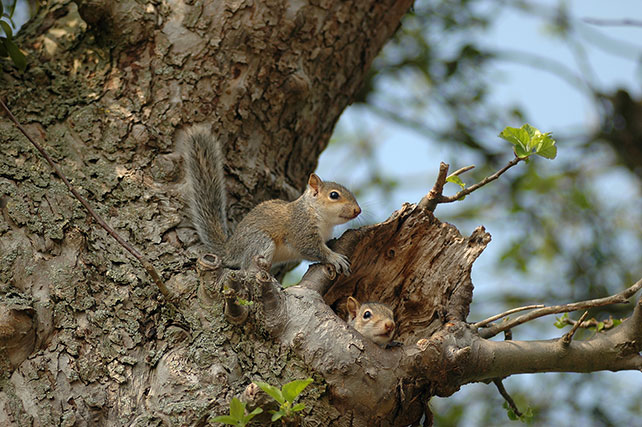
[212,378,312,426]
[498,124,557,160]
[503,402,534,423]
[256,378,313,422]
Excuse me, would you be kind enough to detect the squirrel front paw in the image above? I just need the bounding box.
[327,251,351,275]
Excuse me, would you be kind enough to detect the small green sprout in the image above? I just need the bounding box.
[499,124,557,160]
[256,378,313,422]
[212,397,263,426]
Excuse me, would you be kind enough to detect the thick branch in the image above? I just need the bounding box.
[465,323,642,383]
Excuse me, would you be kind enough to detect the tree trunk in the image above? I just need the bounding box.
[0,0,415,425]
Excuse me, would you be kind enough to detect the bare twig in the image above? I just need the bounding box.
[561,311,589,346]
[583,18,642,27]
[0,98,171,301]
[444,156,523,203]
[473,304,545,329]
[449,165,475,177]
[493,379,522,418]
[418,162,450,212]
[419,156,524,212]
[479,277,642,339]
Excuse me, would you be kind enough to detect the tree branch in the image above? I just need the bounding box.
[419,157,524,212]
[479,277,642,339]
[583,18,642,27]
[493,379,522,418]
[561,311,589,346]
[418,162,449,212]
[465,317,642,383]
[473,304,545,328]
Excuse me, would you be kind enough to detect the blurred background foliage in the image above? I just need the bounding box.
[3,0,641,425]
[317,0,642,425]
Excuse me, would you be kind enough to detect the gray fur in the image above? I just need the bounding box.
[184,127,228,256]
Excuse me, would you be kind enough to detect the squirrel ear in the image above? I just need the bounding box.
[346,296,360,318]
[308,173,322,194]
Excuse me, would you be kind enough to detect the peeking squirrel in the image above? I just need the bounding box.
[183,127,362,274]
[346,296,396,346]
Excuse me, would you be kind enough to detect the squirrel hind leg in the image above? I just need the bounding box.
[227,230,275,270]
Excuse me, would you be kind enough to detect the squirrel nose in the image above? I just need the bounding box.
[354,206,362,217]
[384,321,395,333]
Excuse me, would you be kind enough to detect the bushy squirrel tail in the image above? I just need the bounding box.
[184,127,229,255]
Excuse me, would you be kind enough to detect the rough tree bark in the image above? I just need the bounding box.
[1,1,642,426]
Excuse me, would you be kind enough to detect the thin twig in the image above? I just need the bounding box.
[449,165,475,177]
[0,98,171,301]
[561,311,589,346]
[473,304,545,328]
[583,18,642,27]
[479,277,642,339]
[442,156,523,203]
[419,157,524,212]
[493,379,522,417]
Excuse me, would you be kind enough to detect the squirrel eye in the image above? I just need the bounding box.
[363,310,372,319]
[329,191,340,200]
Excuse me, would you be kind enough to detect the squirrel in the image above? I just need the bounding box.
[183,127,362,274]
[346,296,396,347]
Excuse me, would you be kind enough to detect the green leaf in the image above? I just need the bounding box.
[0,40,8,57]
[271,411,284,422]
[499,124,557,159]
[612,318,622,327]
[553,313,569,329]
[5,39,26,71]
[247,407,263,417]
[499,126,531,158]
[291,403,306,412]
[211,415,240,425]
[236,298,254,306]
[0,20,12,39]
[446,174,466,189]
[499,123,557,159]
[256,382,285,405]
[282,378,313,403]
[532,131,557,159]
[7,0,17,20]
[229,397,245,420]
[596,321,604,332]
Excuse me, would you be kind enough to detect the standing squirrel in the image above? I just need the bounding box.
[184,127,362,274]
[346,296,396,347]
